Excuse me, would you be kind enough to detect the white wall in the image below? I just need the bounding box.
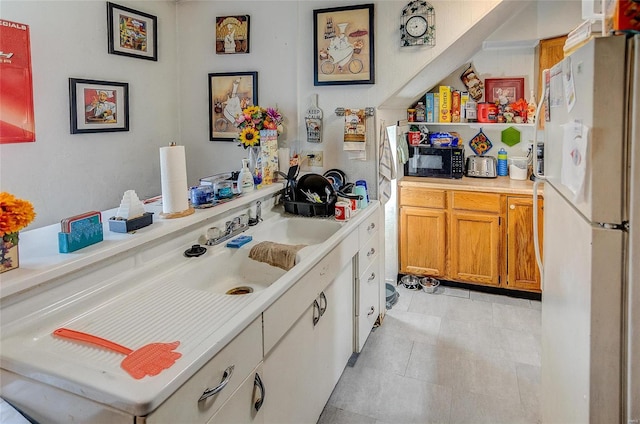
[176,1,299,184]
[0,1,178,229]
[0,0,583,231]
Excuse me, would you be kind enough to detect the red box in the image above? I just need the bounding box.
[0,20,35,143]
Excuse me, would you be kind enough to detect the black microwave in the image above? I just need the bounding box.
[404,145,465,179]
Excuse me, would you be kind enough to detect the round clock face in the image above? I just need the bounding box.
[406,15,428,38]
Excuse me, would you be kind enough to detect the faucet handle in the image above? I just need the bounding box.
[206,227,222,245]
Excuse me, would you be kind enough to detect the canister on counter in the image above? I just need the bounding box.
[407,108,416,122]
[190,185,215,206]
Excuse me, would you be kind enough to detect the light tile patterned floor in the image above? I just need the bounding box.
[318,285,541,424]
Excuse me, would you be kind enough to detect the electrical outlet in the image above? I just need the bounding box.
[303,151,323,167]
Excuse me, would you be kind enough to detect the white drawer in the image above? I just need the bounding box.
[263,236,358,355]
[358,206,380,245]
[358,230,380,276]
[146,318,262,424]
[357,257,380,352]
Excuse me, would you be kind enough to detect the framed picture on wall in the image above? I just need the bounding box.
[208,71,258,141]
[215,15,250,54]
[313,3,375,86]
[484,78,525,104]
[107,2,158,61]
[69,78,129,134]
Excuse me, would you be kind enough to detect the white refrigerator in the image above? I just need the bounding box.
[539,34,639,423]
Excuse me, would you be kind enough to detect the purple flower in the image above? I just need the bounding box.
[266,108,282,123]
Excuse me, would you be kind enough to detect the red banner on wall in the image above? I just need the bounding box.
[0,19,35,143]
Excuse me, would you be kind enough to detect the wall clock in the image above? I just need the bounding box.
[400,0,435,47]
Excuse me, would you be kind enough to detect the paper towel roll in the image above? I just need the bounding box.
[160,145,189,214]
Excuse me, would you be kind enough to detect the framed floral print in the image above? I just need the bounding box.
[107,2,158,61]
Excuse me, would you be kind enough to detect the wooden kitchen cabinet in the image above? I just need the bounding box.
[506,196,543,292]
[450,210,501,286]
[449,191,502,286]
[398,188,447,277]
[398,180,543,293]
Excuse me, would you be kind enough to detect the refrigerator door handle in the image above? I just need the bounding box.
[533,179,544,288]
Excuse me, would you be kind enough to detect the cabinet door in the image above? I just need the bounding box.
[450,210,501,286]
[399,206,447,276]
[315,263,353,408]
[208,364,265,424]
[263,299,317,424]
[262,263,353,424]
[506,196,543,292]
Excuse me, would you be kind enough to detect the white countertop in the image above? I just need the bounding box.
[0,187,379,416]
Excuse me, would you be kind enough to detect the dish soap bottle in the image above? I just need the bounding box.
[238,158,254,193]
[527,90,537,124]
[497,148,508,176]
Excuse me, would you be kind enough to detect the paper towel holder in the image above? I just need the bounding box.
[159,142,195,219]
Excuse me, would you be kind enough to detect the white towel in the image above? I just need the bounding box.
[378,122,396,205]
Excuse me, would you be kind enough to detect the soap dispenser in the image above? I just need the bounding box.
[238,158,254,193]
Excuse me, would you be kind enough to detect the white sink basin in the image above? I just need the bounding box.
[177,215,342,295]
[252,216,342,245]
[176,247,288,295]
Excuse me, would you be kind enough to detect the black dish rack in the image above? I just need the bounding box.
[284,198,336,217]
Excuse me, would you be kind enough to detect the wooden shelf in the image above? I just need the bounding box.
[398,120,534,130]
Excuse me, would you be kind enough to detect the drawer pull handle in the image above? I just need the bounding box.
[367,248,375,257]
[319,292,327,316]
[312,299,321,326]
[254,373,265,412]
[368,272,376,282]
[367,223,376,231]
[199,365,234,401]
[367,306,375,316]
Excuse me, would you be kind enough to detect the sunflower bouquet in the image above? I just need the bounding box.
[235,106,284,148]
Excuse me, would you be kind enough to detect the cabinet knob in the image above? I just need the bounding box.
[367,248,375,257]
[368,272,376,282]
[367,306,375,316]
[510,204,515,210]
[367,223,376,231]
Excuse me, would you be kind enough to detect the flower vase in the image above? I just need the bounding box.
[1,232,19,273]
[248,145,263,186]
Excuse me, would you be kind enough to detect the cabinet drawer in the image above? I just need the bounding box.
[451,191,501,213]
[357,257,380,352]
[358,230,380,275]
[400,187,446,209]
[263,235,358,355]
[146,318,262,424]
[358,206,380,244]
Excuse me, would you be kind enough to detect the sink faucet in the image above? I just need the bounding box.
[249,201,262,226]
[206,216,249,246]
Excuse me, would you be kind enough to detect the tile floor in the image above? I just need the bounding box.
[318,284,542,424]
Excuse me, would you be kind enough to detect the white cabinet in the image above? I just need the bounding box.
[144,318,262,424]
[262,262,353,424]
[355,207,382,352]
[207,364,265,424]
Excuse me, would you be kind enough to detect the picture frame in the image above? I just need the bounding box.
[69,78,129,134]
[107,2,158,61]
[215,15,250,54]
[208,72,258,141]
[313,4,375,86]
[484,78,525,104]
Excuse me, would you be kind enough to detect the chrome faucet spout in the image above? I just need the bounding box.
[249,201,262,226]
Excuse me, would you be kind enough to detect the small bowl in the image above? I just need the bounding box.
[420,277,440,294]
[399,275,421,290]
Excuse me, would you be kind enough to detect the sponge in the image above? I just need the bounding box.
[226,235,253,248]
